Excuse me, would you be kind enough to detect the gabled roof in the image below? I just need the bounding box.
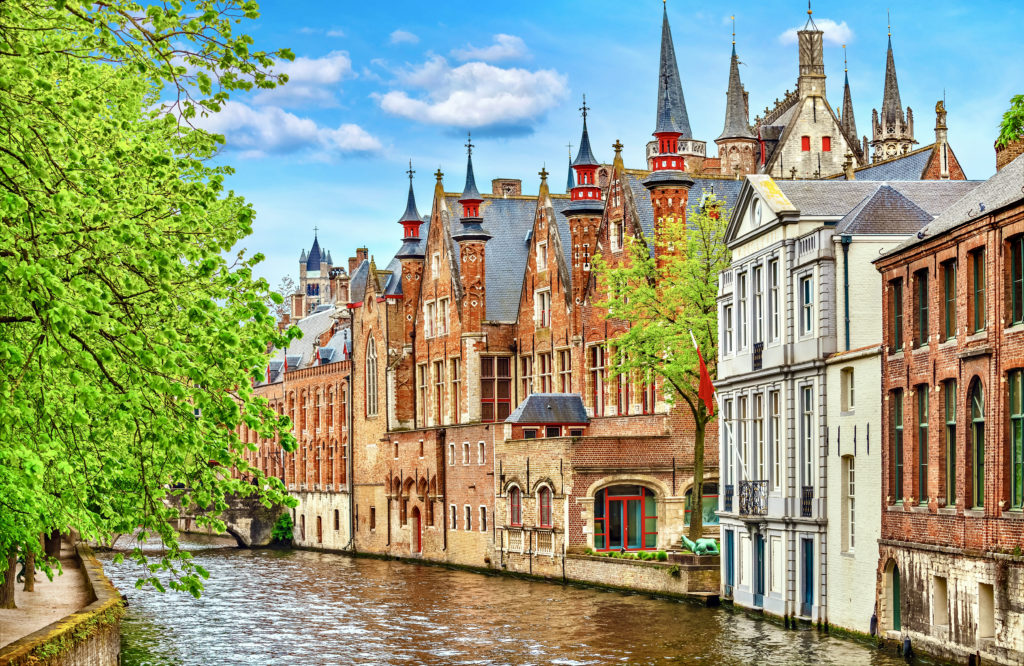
[269,305,339,373]
[505,393,589,424]
[835,185,933,235]
[886,152,1024,255]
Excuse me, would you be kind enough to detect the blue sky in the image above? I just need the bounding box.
[207,0,1023,290]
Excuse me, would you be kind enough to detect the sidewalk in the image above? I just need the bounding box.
[0,540,91,648]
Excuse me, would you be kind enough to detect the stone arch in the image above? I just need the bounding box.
[531,476,557,495]
[502,476,524,495]
[881,557,902,632]
[585,474,670,499]
[417,477,428,498]
[392,475,402,498]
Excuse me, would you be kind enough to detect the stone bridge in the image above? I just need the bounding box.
[174,493,287,548]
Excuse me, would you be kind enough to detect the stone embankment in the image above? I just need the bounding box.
[0,542,123,666]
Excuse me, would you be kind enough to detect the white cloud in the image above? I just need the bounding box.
[451,34,528,62]
[779,19,854,46]
[389,29,419,45]
[252,51,353,107]
[326,29,345,38]
[376,55,567,131]
[194,102,382,158]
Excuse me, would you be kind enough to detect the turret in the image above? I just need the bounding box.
[715,20,757,178]
[796,6,826,100]
[870,19,917,161]
[648,3,705,172]
[396,161,426,260]
[452,135,491,332]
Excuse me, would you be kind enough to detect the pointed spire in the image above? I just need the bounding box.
[461,132,482,201]
[881,16,904,126]
[841,44,858,142]
[305,232,322,271]
[654,3,692,138]
[565,142,575,192]
[398,160,422,223]
[300,248,307,262]
[538,165,550,198]
[718,21,754,141]
[612,139,625,172]
[326,250,333,265]
[572,95,599,166]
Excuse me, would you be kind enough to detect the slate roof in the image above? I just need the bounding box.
[305,235,322,271]
[445,194,571,322]
[461,152,482,201]
[505,393,589,424]
[623,172,743,243]
[399,176,421,223]
[887,152,1024,255]
[348,259,370,304]
[382,256,403,297]
[572,120,600,167]
[880,36,905,127]
[318,326,351,363]
[718,45,754,140]
[654,5,692,138]
[269,305,338,372]
[774,180,981,218]
[835,185,933,235]
[836,145,934,181]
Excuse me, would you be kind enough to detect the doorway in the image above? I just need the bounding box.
[892,565,902,630]
[754,534,765,607]
[801,538,814,617]
[411,507,422,554]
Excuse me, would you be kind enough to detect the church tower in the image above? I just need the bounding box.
[451,137,491,333]
[715,21,756,178]
[870,22,916,162]
[296,230,334,318]
[562,97,603,336]
[646,4,705,173]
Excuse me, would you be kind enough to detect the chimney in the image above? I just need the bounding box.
[348,256,358,274]
[356,247,368,264]
[996,136,1024,173]
[491,178,522,197]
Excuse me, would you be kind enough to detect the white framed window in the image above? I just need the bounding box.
[768,259,780,341]
[724,399,734,486]
[841,367,855,412]
[438,298,449,336]
[479,506,488,532]
[845,456,856,551]
[417,363,427,426]
[424,301,435,338]
[738,396,748,475]
[770,390,781,491]
[464,505,472,531]
[723,304,734,354]
[450,504,457,530]
[801,385,814,487]
[537,240,548,271]
[478,441,486,465]
[538,352,552,392]
[800,275,814,335]
[754,393,765,481]
[536,289,551,328]
[448,442,455,466]
[462,441,470,465]
[753,265,764,344]
[366,337,378,417]
[737,272,748,349]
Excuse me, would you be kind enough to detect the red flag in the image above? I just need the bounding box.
[696,345,715,414]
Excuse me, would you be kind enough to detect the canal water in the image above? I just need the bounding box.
[98,536,919,665]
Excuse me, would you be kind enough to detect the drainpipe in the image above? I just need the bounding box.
[841,235,852,351]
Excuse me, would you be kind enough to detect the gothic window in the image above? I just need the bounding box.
[538,486,553,528]
[365,337,378,417]
[509,486,522,526]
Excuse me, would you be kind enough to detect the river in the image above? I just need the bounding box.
[97,536,921,665]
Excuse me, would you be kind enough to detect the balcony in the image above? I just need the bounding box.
[506,528,525,554]
[739,480,768,516]
[723,485,734,512]
[801,486,814,517]
[536,531,554,556]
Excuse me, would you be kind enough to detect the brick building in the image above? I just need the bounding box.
[875,152,1024,664]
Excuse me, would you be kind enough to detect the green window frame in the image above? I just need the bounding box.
[1013,238,1024,325]
[970,381,985,508]
[893,390,904,502]
[892,279,904,351]
[972,249,986,332]
[1010,371,1024,509]
[918,387,929,503]
[944,380,957,505]
[943,262,957,340]
[916,271,929,347]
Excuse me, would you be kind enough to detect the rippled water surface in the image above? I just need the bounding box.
[98,537,916,665]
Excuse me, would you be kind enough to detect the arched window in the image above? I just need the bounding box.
[509,486,522,526]
[971,380,985,508]
[327,389,334,428]
[366,337,378,417]
[538,486,552,527]
[593,485,657,551]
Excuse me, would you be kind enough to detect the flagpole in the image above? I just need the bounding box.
[689,329,749,482]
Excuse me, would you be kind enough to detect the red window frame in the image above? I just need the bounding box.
[822,136,831,152]
[617,370,629,415]
[592,486,657,551]
[590,346,605,416]
[558,350,571,392]
[481,356,512,422]
[641,378,656,415]
[801,136,811,151]
[509,486,522,526]
[539,486,552,527]
[538,353,552,393]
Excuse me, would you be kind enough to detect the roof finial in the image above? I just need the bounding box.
[887,8,891,37]
[808,0,812,16]
[539,166,549,183]
[313,225,319,238]
[406,159,415,183]
[613,139,623,155]
[731,15,735,45]
[579,94,589,123]
[843,44,847,73]
[434,167,443,183]
[465,131,474,157]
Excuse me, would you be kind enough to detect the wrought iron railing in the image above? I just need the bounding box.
[724,485,734,512]
[801,486,814,517]
[739,480,768,516]
[753,341,764,371]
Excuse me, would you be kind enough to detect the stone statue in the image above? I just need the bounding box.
[680,534,720,556]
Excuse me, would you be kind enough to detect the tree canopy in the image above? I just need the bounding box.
[0,0,297,596]
[997,94,1024,148]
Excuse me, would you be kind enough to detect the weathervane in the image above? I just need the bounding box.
[406,159,415,182]
[579,94,589,121]
[465,131,474,157]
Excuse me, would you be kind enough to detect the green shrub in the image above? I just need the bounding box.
[656,551,668,561]
[271,513,294,543]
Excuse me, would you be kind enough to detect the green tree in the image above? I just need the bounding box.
[595,196,730,542]
[997,94,1024,148]
[0,0,297,597]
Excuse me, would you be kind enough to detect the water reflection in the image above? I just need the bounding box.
[98,538,918,665]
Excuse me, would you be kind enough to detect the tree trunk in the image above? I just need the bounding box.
[0,553,16,609]
[687,408,707,543]
[23,545,35,592]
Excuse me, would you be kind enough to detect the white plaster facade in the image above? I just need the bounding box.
[292,490,352,551]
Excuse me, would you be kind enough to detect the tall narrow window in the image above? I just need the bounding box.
[450,504,457,530]
[801,135,811,151]
[724,399,734,486]
[842,456,855,552]
[1010,371,1024,509]
[616,354,630,415]
[465,505,472,531]
[425,301,435,338]
[558,349,572,392]
[753,265,764,344]
[972,248,986,332]
[738,396,748,478]
[821,136,832,152]
[943,261,957,340]
[918,386,929,503]
[538,486,552,527]
[754,393,765,481]
[737,273,748,349]
[891,279,904,351]
[417,364,427,426]
[450,359,461,425]
[768,259,780,341]
[945,380,957,505]
[438,298,449,336]
[915,271,929,347]
[970,381,985,508]
[1012,237,1024,325]
[479,506,487,532]
[509,487,522,526]
[770,390,781,491]
[536,290,551,328]
[366,338,378,417]
[801,386,814,487]
[641,372,656,415]
[800,276,814,335]
[520,355,533,399]
[433,360,445,425]
[537,240,548,271]
[478,441,486,465]
[723,305,734,354]
[590,346,605,416]
[893,390,904,502]
[481,356,512,422]
[841,368,855,412]
[538,353,552,393]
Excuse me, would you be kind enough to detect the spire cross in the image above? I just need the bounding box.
[579,94,589,121]
[566,141,573,160]
[313,225,319,237]
[612,139,623,154]
[538,166,549,182]
[406,159,415,182]
[434,168,443,182]
[465,131,474,157]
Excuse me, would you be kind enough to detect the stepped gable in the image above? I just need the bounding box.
[444,192,571,323]
[835,185,933,235]
[886,152,1024,255]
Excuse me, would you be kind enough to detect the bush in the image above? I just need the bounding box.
[656,551,668,562]
[271,513,294,543]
